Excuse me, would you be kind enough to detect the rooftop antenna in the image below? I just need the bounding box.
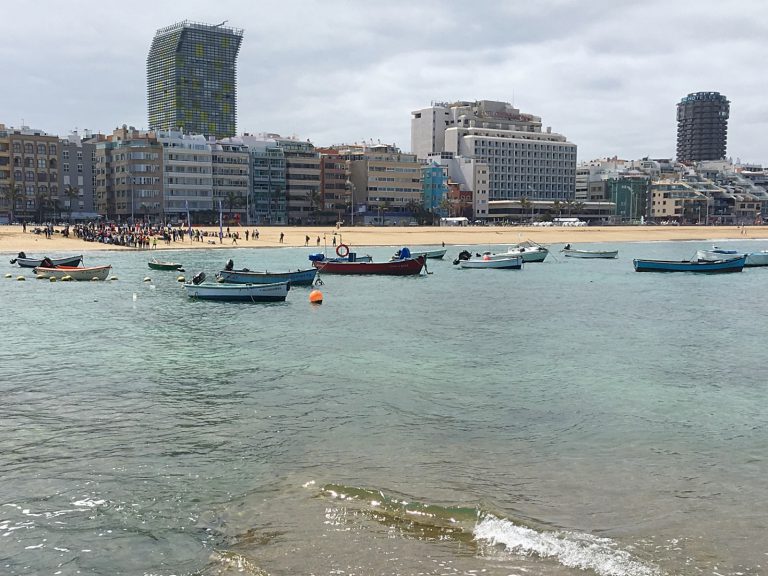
[214,20,228,27]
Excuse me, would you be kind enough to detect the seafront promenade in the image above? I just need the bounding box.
[2,224,767,253]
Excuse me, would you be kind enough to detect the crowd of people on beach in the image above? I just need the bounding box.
[32,222,267,248]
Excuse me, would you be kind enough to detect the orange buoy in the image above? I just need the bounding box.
[309,289,323,304]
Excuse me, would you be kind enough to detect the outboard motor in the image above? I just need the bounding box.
[452,250,472,265]
[40,257,55,268]
[225,259,234,271]
[192,272,206,285]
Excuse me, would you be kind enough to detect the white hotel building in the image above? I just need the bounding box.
[411,100,577,202]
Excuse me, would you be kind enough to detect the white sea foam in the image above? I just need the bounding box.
[72,498,106,508]
[473,516,661,576]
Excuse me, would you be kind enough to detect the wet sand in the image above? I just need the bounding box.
[1,224,766,254]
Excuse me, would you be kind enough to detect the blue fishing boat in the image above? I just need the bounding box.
[216,267,318,286]
[633,255,746,273]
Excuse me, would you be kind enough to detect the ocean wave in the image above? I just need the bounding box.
[321,483,661,576]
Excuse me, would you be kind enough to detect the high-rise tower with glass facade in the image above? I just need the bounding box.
[676,92,729,163]
[147,20,243,139]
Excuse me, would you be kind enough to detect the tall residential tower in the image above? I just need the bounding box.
[147,20,243,138]
[676,92,729,164]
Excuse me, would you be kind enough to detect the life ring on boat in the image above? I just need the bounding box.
[336,243,350,258]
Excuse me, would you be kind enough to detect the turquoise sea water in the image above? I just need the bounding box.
[1,239,766,576]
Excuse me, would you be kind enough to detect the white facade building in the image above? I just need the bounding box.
[411,100,576,202]
[155,130,213,218]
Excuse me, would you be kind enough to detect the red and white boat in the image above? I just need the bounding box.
[312,256,426,276]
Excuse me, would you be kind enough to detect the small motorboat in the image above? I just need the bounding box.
[148,259,184,271]
[184,272,289,302]
[633,256,745,273]
[562,244,618,259]
[33,264,112,281]
[10,252,83,268]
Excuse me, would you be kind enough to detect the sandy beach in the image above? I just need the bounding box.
[2,224,767,255]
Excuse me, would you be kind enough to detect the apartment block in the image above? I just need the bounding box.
[212,139,249,224]
[1,125,60,223]
[411,100,576,203]
[94,127,163,222]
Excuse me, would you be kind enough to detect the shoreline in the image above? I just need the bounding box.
[2,224,767,254]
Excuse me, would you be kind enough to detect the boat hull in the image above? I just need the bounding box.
[33,265,112,281]
[459,256,523,269]
[633,257,745,273]
[13,255,83,268]
[148,261,184,271]
[313,256,425,275]
[410,248,447,259]
[216,268,317,286]
[695,248,768,267]
[746,251,768,267]
[308,253,373,263]
[563,249,618,259]
[184,281,289,302]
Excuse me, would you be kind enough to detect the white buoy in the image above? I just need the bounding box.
[110,276,118,281]
[177,275,185,282]
[132,293,138,301]
[49,277,57,282]
[143,277,151,282]
[16,275,25,281]
[4,273,11,278]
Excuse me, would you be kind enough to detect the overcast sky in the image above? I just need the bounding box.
[2,0,766,164]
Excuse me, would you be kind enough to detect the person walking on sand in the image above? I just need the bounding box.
[279,232,284,243]
[316,236,320,246]
[305,234,310,246]
[245,230,249,241]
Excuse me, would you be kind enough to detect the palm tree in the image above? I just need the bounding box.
[552,200,563,217]
[64,185,79,222]
[518,197,531,223]
[225,191,246,223]
[309,189,322,224]
[438,197,451,218]
[1,184,24,224]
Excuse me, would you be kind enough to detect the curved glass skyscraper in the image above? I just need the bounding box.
[676,92,729,163]
[147,20,243,138]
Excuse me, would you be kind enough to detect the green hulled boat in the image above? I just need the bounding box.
[148,259,184,271]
